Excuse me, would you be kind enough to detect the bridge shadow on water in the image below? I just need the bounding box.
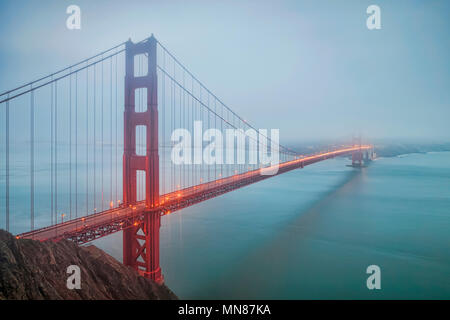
[192,166,368,299]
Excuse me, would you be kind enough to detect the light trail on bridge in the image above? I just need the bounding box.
[17,144,372,244]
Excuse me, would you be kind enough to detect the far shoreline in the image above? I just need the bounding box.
[374,143,450,158]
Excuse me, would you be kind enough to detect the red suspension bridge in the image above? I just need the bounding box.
[0,35,373,283]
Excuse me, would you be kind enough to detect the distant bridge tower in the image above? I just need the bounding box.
[351,136,363,167]
[122,35,162,283]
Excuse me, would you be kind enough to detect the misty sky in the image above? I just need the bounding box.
[0,0,449,143]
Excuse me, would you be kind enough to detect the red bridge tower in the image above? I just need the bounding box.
[122,36,162,283]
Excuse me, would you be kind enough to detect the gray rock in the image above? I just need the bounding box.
[0,230,177,300]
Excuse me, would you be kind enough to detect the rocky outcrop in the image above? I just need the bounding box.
[0,230,177,300]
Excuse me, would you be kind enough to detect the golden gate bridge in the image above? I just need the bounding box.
[0,35,373,283]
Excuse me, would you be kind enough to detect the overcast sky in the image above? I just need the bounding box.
[0,0,449,143]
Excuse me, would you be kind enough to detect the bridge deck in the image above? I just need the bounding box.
[18,146,371,244]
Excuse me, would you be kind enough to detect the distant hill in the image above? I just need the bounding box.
[288,141,450,158]
[0,230,177,300]
[374,142,450,158]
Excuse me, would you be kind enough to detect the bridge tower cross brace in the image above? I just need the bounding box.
[122,36,162,283]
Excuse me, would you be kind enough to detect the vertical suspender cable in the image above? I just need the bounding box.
[199,86,202,184]
[221,100,223,178]
[171,63,174,192]
[208,93,210,181]
[195,84,198,184]
[51,80,54,225]
[94,64,96,212]
[178,67,181,188]
[191,77,194,187]
[162,50,165,195]
[75,73,78,218]
[111,54,119,205]
[101,58,104,210]
[30,86,34,230]
[69,70,72,219]
[214,98,217,181]
[182,70,185,188]
[55,81,58,223]
[115,53,118,205]
[5,95,10,231]
[110,57,113,206]
[86,63,89,216]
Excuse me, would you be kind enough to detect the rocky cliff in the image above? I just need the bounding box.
[0,230,177,300]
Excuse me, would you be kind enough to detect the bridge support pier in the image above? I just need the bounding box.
[351,150,363,167]
[123,211,162,283]
[351,148,375,167]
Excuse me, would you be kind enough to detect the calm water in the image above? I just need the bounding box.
[93,152,450,299]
